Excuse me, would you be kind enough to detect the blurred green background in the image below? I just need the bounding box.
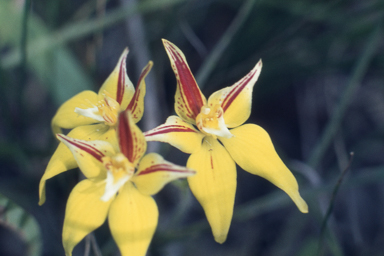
[1,0,384,255]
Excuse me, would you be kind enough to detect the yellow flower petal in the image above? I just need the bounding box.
[98,48,135,109]
[127,61,153,123]
[109,182,158,256]
[187,136,236,243]
[39,141,76,206]
[39,124,116,205]
[51,90,99,134]
[132,153,195,195]
[66,123,118,148]
[117,111,146,166]
[62,179,112,256]
[219,124,308,213]
[144,115,204,154]
[162,39,207,124]
[57,134,116,180]
[207,60,262,128]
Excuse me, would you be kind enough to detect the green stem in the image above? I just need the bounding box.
[317,153,354,256]
[158,165,384,243]
[308,24,382,168]
[2,0,186,69]
[195,0,259,88]
[16,0,31,135]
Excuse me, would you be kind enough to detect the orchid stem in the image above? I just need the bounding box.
[90,233,103,256]
[84,235,91,256]
[317,152,354,256]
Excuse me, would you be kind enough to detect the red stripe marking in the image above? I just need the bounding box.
[117,111,134,162]
[127,63,151,111]
[144,125,197,136]
[166,43,204,119]
[116,55,127,105]
[221,68,257,112]
[137,63,151,87]
[138,163,194,175]
[127,88,140,112]
[58,135,105,162]
[210,155,214,169]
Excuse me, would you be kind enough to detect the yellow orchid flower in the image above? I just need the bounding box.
[145,39,308,243]
[39,49,153,205]
[56,110,195,256]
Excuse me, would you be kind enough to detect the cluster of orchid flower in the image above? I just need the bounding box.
[39,39,308,256]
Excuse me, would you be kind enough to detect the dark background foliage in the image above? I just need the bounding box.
[1,0,384,255]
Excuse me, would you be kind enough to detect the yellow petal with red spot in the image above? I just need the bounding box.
[98,48,135,109]
[39,124,116,205]
[109,182,158,256]
[132,153,195,195]
[127,61,153,123]
[187,136,236,244]
[208,60,262,128]
[51,90,99,134]
[162,39,206,124]
[219,124,308,213]
[144,115,204,154]
[62,179,112,256]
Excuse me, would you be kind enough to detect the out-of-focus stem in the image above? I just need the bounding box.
[308,24,382,168]
[195,0,259,88]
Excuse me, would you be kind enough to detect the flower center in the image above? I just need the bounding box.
[97,96,120,125]
[196,104,233,138]
[75,91,120,126]
[100,153,134,201]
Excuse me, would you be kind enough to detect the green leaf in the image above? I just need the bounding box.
[0,194,42,256]
[0,0,93,105]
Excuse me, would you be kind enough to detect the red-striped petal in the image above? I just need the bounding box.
[57,134,105,162]
[117,111,147,166]
[144,115,205,154]
[56,134,116,179]
[116,50,128,105]
[126,61,153,123]
[163,39,206,124]
[98,48,135,110]
[132,153,195,195]
[207,60,262,128]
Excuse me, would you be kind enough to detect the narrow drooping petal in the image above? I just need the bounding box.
[117,111,146,166]
[39,141,77,206]
[162,39,206,124]
[132,153,195,195]
[219,124,308,213]
[109,182,158,256]
[62,179,112,256]
[57,134,116,180]
[39,124,116,205]
[208,60,262,128]
[127,61,153,123]
[144,115,204,154]
[187,136,236,243]
[51,90,99,134]
[98,48,135,109]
